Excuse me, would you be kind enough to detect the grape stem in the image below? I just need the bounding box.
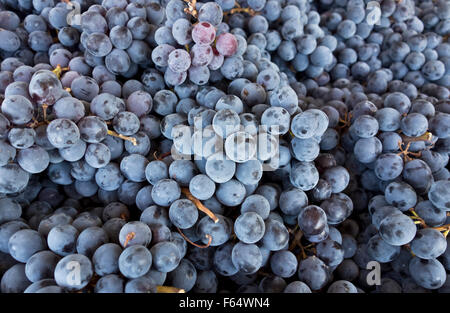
[181,188,219,223]
[183,0,198,18]
[409,208,427,227]
[123,232,135,247]
[156,286,186,293]
[409,209,450,238]
[153,151,172,161]
[404,244,415,257]
[289,229,307,259]
[224,1,258,16]
[27,117,45,128]
[42,103,49,123]
[397,141,422,162]
[400,132,433,144]
[338,111,352,130]
[107,130,137,146]
[52,64,70,79]
[224,7,257,15]
[177,227,212,248]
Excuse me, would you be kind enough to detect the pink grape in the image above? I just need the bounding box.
[192,22,216,46]
[190,44,214,67]
[215,33,238,57]
[208,47,224,70]
[168,49,191,73]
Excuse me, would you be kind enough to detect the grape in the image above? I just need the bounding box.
[429,113,450,139]
[235,160,263,186]
[171,18,192,46]
[137,186,156,211]
[46,119,80,149]
[298,256,330,291]
[197,214,232,246]
[8,229,46,263]
[24,279,57,294]
[234,212,265,244]
[0,221,29,254]
[205,152,236,184]
[327,280,358,293]
[213,242,238,277]
[1,264,31,293]
[118,221,152,248]
[109,26,132,50]
[290,161,319,191]
[150,241,181,273]
[125,277,156,293]
[140,205,170,228]
[270,250,298,278]
[321,193,353,225]
[29,70,63,105]
[198,2,223,27]
[374,153,404,181]
[240,194,270,220]
[105,49,131,75]
[193,270,218,293]
[279,188,308,216]
[428,180,450,211]
[113,111,140,136]
[84,143,111,169]
[1,95,34,125]
[25,250,60,283]
[262,219,289,251]
[94,274,124,293]
[76,227,109,258]
[103,218,126,244]
[169,199,198,230]
[216,179,246,207]
[367,234,400,263]
[385,181,417,211]
[54,97,85,122]
[284,281,312,293]
[72,213,102,232]
[166,258,197,292]
[82,11,108,34]
[231,242,262,274]
[215,33,238,57]
[17,145,50,174]
[54,254,93,291]
[411,228,447,260]
[151,179,181,207]
[409,258,446,290]
[118,245,152,279]
[379,213,417,246]
[415,201,447,227]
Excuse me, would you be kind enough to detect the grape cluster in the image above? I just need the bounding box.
[0,0,449,294]
[151,0,239,86]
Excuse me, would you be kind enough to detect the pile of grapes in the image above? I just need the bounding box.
[0,0,449,294]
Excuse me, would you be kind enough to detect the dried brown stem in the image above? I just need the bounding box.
[177,227,212,248]
[181,188,219,223]
[107,130,137,146]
